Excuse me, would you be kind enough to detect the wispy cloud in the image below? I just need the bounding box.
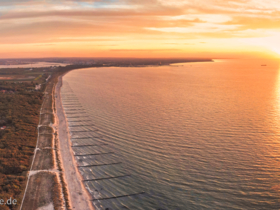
[110,49,180,51]
[0,0,279,58]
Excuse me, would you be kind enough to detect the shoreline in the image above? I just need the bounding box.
[54,74,94,210]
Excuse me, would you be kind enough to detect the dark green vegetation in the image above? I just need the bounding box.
[0,81,43,210]
[0,67,52,83]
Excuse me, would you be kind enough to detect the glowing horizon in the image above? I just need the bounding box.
[0,0,280,59]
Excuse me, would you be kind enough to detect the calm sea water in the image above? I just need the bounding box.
[61,59,280,210]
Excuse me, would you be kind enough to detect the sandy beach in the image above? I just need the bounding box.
[55,75,94,210]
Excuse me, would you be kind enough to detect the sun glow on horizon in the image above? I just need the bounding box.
[0,0,280,58]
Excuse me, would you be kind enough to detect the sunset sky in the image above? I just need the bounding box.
[1,0,280,58]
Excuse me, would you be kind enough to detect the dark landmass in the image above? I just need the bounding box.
[92,58,212,66]
[0,57,212,66]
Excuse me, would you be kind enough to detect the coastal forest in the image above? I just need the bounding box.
[0,81,43,210]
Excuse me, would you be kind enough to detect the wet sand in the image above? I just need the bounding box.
[55,75,94,210]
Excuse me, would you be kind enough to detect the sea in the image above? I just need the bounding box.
[61,59,280,210]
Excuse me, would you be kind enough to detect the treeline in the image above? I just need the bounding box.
[0,81,39,92]
[0,82,43,210]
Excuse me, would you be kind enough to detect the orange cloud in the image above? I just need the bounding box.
[0,0,279,58]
